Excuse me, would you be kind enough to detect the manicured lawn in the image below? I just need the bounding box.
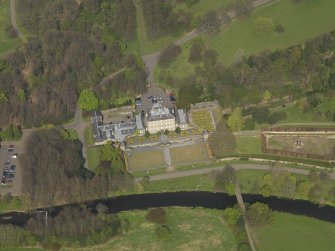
[236,136,262,154]
[89,207,238,251]
[0,0,21,56]
[128,150,166,171]
[146,174,213,193]
[84,126,94,146]
[86,147,100,171]
[170,143,209,165]
[236,169,268,193]
[209,0,335,65]
[256,212,335,251]
[156,0,335,82]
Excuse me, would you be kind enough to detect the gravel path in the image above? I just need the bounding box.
[10,0,24,40]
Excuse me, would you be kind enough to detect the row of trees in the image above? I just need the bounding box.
[20,129,133,207]
[166,30,335,114]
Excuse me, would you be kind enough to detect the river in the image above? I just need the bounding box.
[0,192,334,226]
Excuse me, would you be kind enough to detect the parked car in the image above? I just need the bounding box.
[8,148,14,152]
[9,165,16,173]
[1,178,6,186]
[3,172,14,178]
[11,154,18,159]
[4,159,10,165]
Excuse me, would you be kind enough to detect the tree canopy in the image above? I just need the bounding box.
[78,89,99,111]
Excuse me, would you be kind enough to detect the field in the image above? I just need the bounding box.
[127,150,166,171]
[84,126,94,146]
[170,143,209,165]
[86,207,238,251]
[256,212,335,251]
[0,0,20,56]
[208,0,335,65]
[190,110,215,132]
[86,147,100,171]
[236,136,262,154]
[156,0,335,82]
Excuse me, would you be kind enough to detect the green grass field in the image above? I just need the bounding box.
[84,126,94,146]
[86,207,237,251]
[209,0,335,65]
[236,136,262,154]
[0,0,20,56]
[0,249,43,251]
[156,0,335,82]
[86,147,100,171]
[256,212,335,251]
[128,150,166,171]
[170,143,209,164]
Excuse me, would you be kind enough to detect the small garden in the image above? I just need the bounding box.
[191,110,215,132]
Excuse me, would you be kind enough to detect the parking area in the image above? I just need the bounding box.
[0,141,22,195]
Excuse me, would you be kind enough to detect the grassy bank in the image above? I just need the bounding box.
[0,0,21,56]
[256,212,335,251]
[75,207,238,251]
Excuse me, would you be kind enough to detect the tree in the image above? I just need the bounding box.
[146,208,167,224]
[134,129,140,136]
[263,90,272,103]
[252,107,269,124]
[188,42,203,63]
[0,92,8,103]
[175,126,181,134]
[227,108,244,131]
[253,17,274,32]
[78,89,99,111]
[164,129,169,135]
[214,165,237,195]
[155,225,171,240]
[158,44,181,66]
[246,202,272,226]
[145,131,150,137]
[223,207,242,226]
[208,121,236,158]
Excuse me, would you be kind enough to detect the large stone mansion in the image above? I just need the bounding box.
[92,87,188,145]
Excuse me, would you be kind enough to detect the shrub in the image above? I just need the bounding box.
[155,225,171,240]
[242,118,255,130]
[146,208,167,225]
[253,17,274,33]
[223,207,242,226]
[145,131,150,137]
[164,129,169,135]
[275,24,284,33]
[246,202,272,226]
[175,127,181,134]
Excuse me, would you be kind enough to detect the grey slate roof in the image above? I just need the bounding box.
[147,103,175,122]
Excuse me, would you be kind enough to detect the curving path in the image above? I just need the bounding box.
[141,0,276,83]
[137,163,335,182]
[10,0,24,40]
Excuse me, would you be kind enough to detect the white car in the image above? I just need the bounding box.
[11,154,17,159]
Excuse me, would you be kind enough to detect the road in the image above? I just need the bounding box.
[63,107,90,169]
[10,0,24,40]
[136,163,335,182]
[141,0,276,84]
[94,67,126,90]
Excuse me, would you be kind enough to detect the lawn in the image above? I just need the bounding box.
[256,212,335,251]
[0,0,21,56]
[146,174,213,193]
[209,0,335,65]
[84,126,94,146]
[86,207,238,251]
[0,249,44,251]
[156,0,335,82]
[86,147,100,171]
[128,150,166,171]
[236,136,262,154]
[236,169,268,193]
[170,143,209,165]
[191,110,215,132]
